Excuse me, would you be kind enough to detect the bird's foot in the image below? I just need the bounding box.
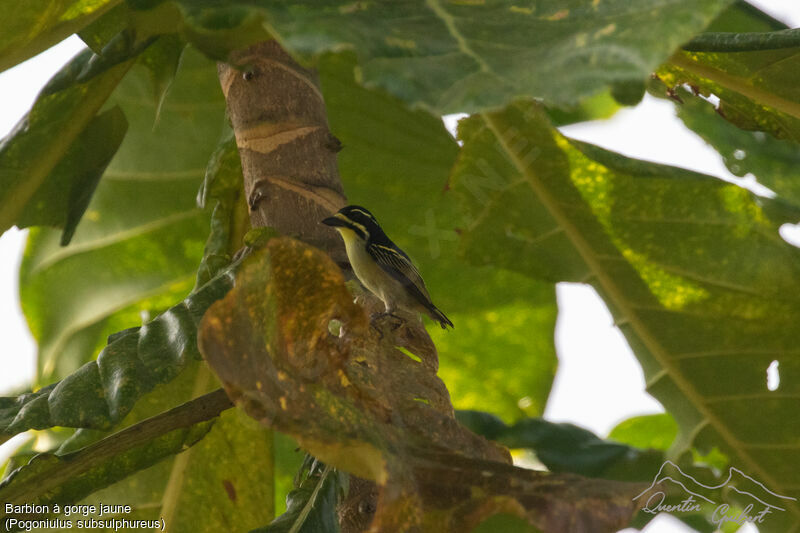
[370,311,405,335]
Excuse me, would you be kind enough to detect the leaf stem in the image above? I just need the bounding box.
[288,464,333,533]
[683,28,800,52]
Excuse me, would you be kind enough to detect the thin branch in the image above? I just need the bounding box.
[683,28,800,52]
[289,464,333,533]
[1,388,233,504]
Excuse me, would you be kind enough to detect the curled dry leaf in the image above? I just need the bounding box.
[199,237,644,532]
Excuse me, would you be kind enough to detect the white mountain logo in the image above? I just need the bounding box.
[633,461,796,528]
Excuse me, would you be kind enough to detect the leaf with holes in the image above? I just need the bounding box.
[452,101,800,532]
[657,1,800,147]
[670,86,800,208]
[654,0,800,142]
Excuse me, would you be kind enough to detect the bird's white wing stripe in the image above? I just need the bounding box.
[369,243,431,302]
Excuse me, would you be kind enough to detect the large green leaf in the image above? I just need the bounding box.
[452,102,800,531]
[20,46,225,383]
[0,267,234,440]
[655,1,800,145]
[676,94,800,207]
[0,47,132,239]
[17,107,129,246]
[647,4,800,208]
[0,0,119,73]
[658,47,800,142]
[138,0,733,114]
[321,53,556,421]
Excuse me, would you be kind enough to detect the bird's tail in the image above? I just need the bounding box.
[428,305,454,329]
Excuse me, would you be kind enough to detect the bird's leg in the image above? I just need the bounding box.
[370,304,405,332]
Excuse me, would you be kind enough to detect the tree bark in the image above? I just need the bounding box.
[217,40,376,531]
[217,41,348,265]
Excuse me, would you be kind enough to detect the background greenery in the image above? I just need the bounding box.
[1,1,799,531]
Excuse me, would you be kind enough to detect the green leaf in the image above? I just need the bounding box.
[0,47,132,238]
[653,4,800,145]
[608,414,678,451]
[546,90,620,127]
[151,402,275,533]
[0,389,230,509]
[321,53,556,421]
[255,460,343,533]
[655,1,800,148]
[18,106,128,245]
[452,101,800,529]
[2,365,273,533]
[195,130,247,288]
[673,85,800,208]
[20,46,225,383]
[0,0,119,73]
[153,0,732,114]
[57,365,273,533]
[658,48,800,142]
[282,0,734,113]
[273,433,306,517]
[139,35,186,122]
[456,411,664,482]
[0,265,234,440]
[78,3,130,53]
[704,0,787,33]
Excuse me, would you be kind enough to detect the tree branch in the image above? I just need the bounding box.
[217,41,348,266]
[682,28,800,52]
[1,389,233,505]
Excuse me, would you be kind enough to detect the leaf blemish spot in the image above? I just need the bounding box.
[546,9,569,21]
[509,6,533,14]
[596,23,616,37]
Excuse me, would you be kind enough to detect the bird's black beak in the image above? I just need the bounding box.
[321,215,346,228]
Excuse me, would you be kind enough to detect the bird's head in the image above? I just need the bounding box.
[322,205,381,241]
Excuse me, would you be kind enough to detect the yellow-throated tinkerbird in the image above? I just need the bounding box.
[322,205,453,329]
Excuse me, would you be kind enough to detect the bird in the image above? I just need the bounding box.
[322,205,453,329]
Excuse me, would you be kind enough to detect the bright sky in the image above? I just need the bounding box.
[1,3,798,532]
